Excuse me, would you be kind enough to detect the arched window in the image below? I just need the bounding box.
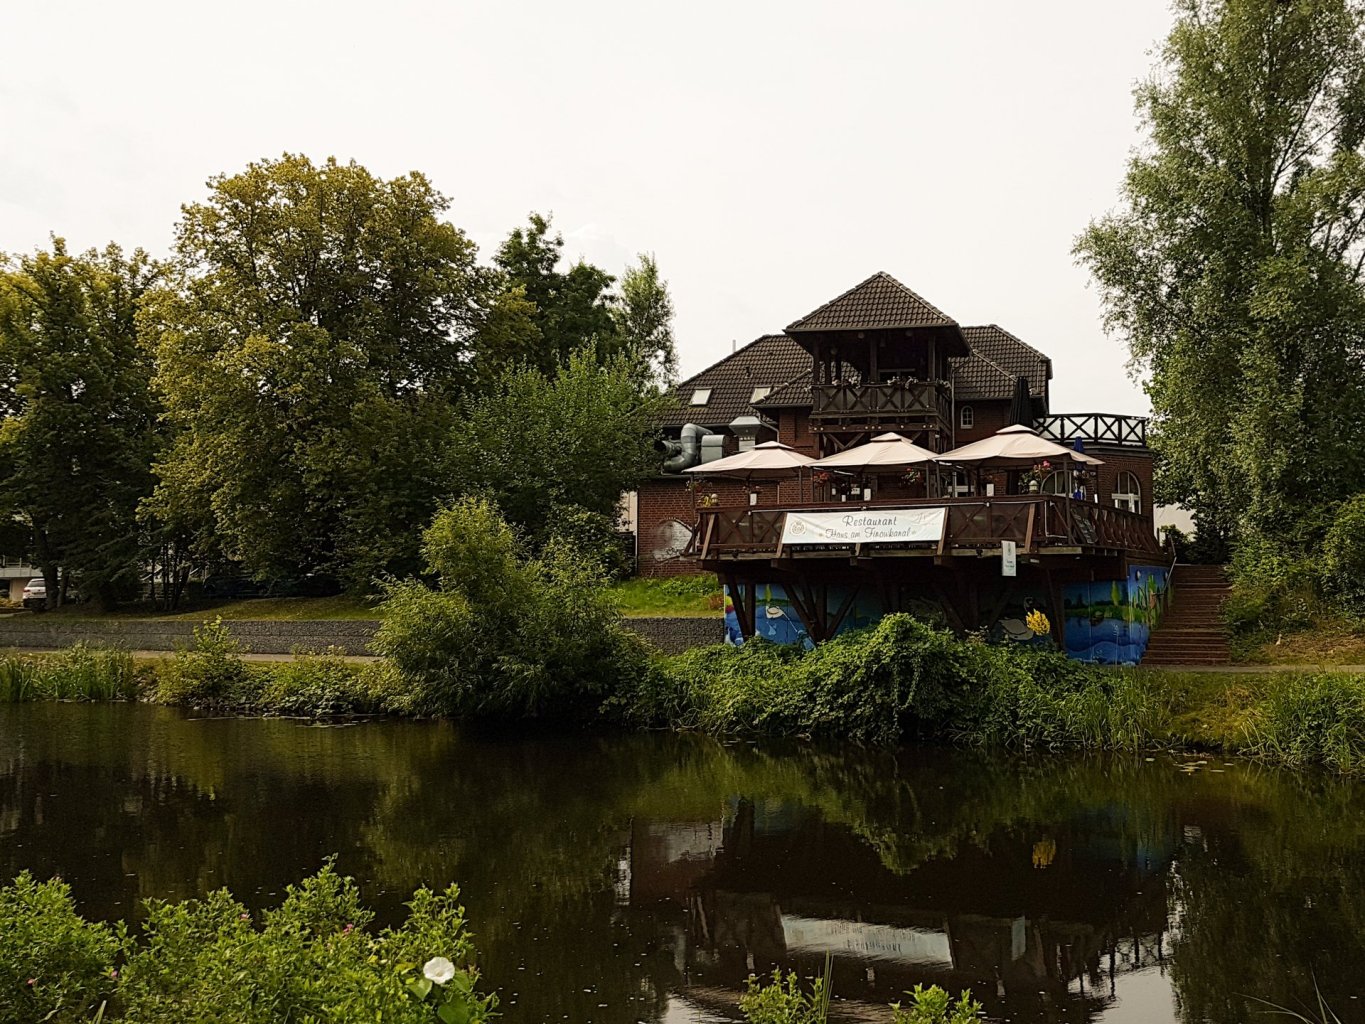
[1113,471,1142,513]
[959,405,974,429]
[1041,470,1071,495]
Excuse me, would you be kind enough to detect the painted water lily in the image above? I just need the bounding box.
[423,956,457,986]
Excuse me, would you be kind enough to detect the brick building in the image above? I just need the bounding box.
[638,272,1154,576]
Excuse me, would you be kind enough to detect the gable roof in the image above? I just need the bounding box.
[658,333,809,429]
[949,349,1019,401]
[786,272,957,333]
[960,325,1051,397]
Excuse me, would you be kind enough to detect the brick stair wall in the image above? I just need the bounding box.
[1141,564,1232,666]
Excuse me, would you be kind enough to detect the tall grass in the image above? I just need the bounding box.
[0,645,137,703]
[1243,673,1365,772]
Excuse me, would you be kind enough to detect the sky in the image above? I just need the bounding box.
[1,1,1176,415]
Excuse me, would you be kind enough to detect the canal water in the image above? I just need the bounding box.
[1,703,1362,1023]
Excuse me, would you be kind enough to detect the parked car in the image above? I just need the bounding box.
[21,578,46,611]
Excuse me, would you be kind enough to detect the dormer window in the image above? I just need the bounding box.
[690,388,712,406]
[750,386,772,403]
[960,405,974,429]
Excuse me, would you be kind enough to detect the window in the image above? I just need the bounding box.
[690,388,712,406]
[1113,471,1142,513]
[750,386,772,403]
[959,405,974,429]
[1041,470,1071,495]
[949,471,971,497]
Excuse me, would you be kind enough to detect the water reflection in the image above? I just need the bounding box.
[0,704,1362,1023]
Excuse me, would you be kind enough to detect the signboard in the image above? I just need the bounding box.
[1001,539,1017,577]
[781,915,953,966]
[780,507,946,546]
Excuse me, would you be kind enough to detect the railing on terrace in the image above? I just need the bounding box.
[811,381,951,425]
[686,495,1162,561]
[1034,412,1149,448]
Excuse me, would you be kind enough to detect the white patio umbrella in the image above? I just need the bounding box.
[681,440,816,481]
[934,424,1105,469]
[813,432,938,470]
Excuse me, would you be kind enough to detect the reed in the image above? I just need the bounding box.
[0,645,137,703]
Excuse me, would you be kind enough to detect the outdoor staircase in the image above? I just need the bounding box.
[1140,564,1232,666]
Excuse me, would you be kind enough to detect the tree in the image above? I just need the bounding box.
[613,253,678,390]
[145,154,482,589]
[445,351,663,544]
[0,240,161,608]
[1076,0,1365,550]
[474,213,620,377]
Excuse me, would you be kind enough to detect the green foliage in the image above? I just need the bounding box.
[891,985,983,1024]
[0,863,498,1024]
[545,503,632,578]
[740,966,831,1024]
[0,872,124,1024]
[1075,0,1365,547]
[145,154,481,589]
[0,239,162,608]
[1321,493,1365,608]
[372,496,652,718]
[1244,673,1365,772]
[154,617,252,706]
[0,645,137,702]
[1226,533,1324,631]
[475,212,619,376]
[256,649,391,716]
[445,350,662,544]
[644,615,1169,749]
[610,573,721,617]
[613,252,678,389]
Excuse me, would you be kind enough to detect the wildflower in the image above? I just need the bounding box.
[239,913,250,921]
[110,969,119,980]
[26,979,35,987]
[343,923,355,935]
[1025,609,1051,636]
[423,957,456,986]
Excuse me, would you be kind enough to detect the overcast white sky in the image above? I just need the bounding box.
[1,1,1175,414]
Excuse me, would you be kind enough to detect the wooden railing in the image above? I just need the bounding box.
[811,381,951,425]
[1034,412,1149,448]
[687,495,1163,560]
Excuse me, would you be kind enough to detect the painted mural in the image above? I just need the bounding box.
[1061,564,1170,666]
[724,564,1171,666]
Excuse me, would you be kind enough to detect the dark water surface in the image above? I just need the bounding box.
[1,704,1363,1024]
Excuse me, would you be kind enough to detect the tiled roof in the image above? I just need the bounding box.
[949,350,1018,401]
[659,334,809,428]
[786,272,957,333]
[960,325,1051,397]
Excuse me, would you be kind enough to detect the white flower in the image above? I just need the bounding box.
[423,957,456,986]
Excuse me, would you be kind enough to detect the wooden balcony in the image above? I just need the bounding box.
[1034,412,1148,449]
[810,381,951,433]
[687,495,1163,563]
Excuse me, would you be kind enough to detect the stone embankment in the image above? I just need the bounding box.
[0,615,722,657]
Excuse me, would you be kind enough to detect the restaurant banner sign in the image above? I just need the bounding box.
[780,507,947,546]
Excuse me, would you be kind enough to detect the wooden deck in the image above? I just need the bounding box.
[687,495,1163,563]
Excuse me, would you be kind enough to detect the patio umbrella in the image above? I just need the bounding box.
[812,432,938,470]
[935,424,1105,469]
[681,440,816,480]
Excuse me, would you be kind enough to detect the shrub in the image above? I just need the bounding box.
[1226,534,1321,631]
[0,873,124,1024]
[256,648,385,716]
[1322,494,1365,609]
[1244,673,1365,772]
[891,985,983,1024]
[740,967,831,1024]
[153,618,253,706]
[373,496,652,719]
[545,502,633,579]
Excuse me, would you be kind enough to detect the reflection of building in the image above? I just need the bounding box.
[622,798,1175,1024]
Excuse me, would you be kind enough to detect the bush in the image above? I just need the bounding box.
[372,496,652,719]
[545,503,633,579]
[1244,673,1365,772]
[153,618,253,706]
[1226,533,1322,631]
[740,968,831,1024]
[1322,494,1365,609]
[891,985,983,1024]
[643,616,1169,749]
[255,648,390,716]
[0,864,495,1024]
[0,873,124,1024]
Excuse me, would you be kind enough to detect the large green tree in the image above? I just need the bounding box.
[613,252,678,390]
[473,213,620,377]
[445,351,662,543]
[0,240,161,607]
[145,154,482,588]
[1076,0,1365,549]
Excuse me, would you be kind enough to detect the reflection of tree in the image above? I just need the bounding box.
[3,706,1365,1023]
